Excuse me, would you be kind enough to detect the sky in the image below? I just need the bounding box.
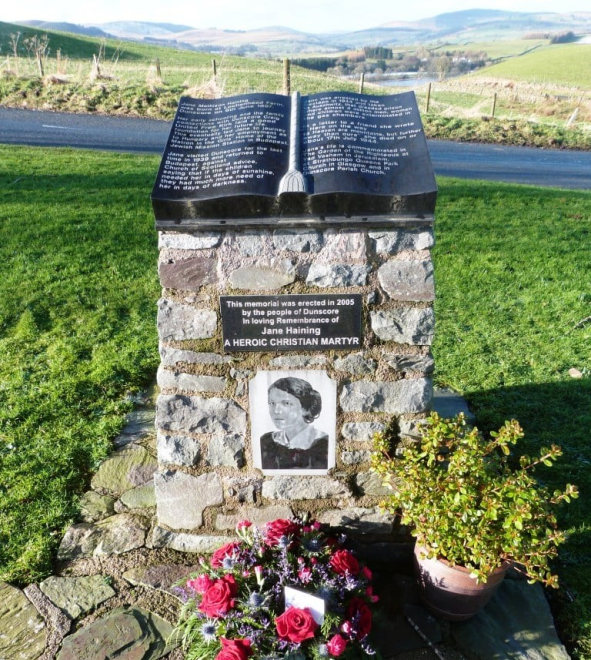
[2,0,590,33]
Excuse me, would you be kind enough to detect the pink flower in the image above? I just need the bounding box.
[366,586,379,603]
[211,542,242,568]
[341,621,352,635]
[312,521,322,530]
[298,567,313,583]
[327,634,348,657]
[362,566,373,581]
[254,565,264,586]
[237,520,252,530]
[187,574,214,594]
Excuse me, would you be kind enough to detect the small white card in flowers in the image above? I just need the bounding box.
[284,586,325,625]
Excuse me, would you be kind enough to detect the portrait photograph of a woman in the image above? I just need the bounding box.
[250,370,336,475]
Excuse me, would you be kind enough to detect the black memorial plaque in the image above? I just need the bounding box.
[152,91,437,226]
[220,294,362,352]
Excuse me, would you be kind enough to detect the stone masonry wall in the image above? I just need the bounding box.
[153,222,435,554]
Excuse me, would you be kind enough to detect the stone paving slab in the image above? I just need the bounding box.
[0,582,47,660]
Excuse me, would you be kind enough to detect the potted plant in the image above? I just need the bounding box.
[372,412,578,621]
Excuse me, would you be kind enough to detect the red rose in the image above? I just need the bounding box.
[327,634,348,657]
[211,542,242,568]
[216,638,252,660]
[199,575,238,618]
[187,574,214,594]
[330,550,360,576]
[275,607,318,643]
[264,519,301,547]
[345,597,372,639]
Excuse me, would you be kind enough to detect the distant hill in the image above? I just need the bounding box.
[94,21,195,39]
[12,10,591,55]
[17,20,111,38]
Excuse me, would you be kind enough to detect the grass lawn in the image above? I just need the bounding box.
[0,146,161,583]
[468,43,591,88]
[0,146,590,655]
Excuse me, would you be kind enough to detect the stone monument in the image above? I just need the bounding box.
[150,89,437,555]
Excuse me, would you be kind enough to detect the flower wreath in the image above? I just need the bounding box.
[174,518,380,660]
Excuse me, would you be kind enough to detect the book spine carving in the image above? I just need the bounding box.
[278,92,307,194]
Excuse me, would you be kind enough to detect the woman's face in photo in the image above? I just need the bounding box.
[268,387,305,430]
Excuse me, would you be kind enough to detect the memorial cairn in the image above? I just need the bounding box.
[150,89,438,559]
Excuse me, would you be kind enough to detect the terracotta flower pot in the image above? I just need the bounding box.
[413,544,509,621]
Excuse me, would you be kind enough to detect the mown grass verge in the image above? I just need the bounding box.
[0,146,590,656]
[0,146,160,583]
[433,178,591,658]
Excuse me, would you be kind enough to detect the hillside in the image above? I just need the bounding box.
[9,10,588,55]
[466,43,591,88]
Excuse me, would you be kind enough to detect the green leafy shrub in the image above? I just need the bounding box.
[372,412,578,585]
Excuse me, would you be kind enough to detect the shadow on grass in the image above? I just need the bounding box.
[463,378,591,656]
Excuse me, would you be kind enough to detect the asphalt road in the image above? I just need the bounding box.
[1,106,590,190]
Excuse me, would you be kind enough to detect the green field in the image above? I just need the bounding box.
[1,144,590,655]
[431,39,548,60]
[468,43,591,88]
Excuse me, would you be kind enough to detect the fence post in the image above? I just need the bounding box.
[425,82,431,113]
[155,58,162,78]
[212,59,217,77]
[491,92,497,118]
[359,72,365,94]
[283,58,291,96]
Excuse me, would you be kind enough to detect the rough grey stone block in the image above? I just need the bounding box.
[78,491,116,523]
[269,355,328,368]
[157,432,201,466]
[262,476,349,500]
[157,366,226,393]
[159,346,232,367]
[159,257,217,291]
[341,450,371,465]
[91,446,157,497]
[355,471,395,497]
[371,308,435,345]
[155,470,224,530]
[369,229,434,254]
[384,353,435,373]
[228,231,268,257]
[399,419,426,439]
[158,231,222,250]
[206,433,245,468]
[119,482,156,510]
[56,607,174,660]
[0,582,46,659]
[57,514,149,560]
[157,299,216,341]
[451,579,570,660]
[306,263,371,288]
[377,260,435,302]
[342,422,386,442]
[229,259,296,291]
[319,507,394,535]
[39,576,116,620]
[215,505,294,530]
[334,353,376,375]
[318,230,367,261]
[156,394,246,435]
[340,378,432,414]
[273,229,323,253]
[152,527,234,553]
